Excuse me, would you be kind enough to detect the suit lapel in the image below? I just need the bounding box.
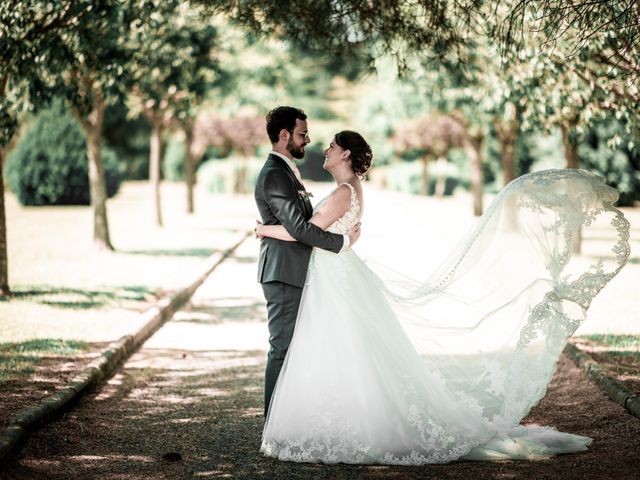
[269,154,305,190]
[268,154,313,219]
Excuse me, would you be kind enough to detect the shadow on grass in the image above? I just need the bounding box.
[0,339,88,382]
[4,285,158,309]
[120,248,220,258]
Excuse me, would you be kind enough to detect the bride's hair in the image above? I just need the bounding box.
[334,130,373,178]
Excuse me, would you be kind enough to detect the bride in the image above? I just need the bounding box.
[254,130,630,464]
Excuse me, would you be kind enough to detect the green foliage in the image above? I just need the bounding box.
[0,1,98,145]
[103,100,150,180]
[201,0,473,70]
[163,136,187,181]
[579,119,640,207]
[126,0,228,149]
[6,100,121,206]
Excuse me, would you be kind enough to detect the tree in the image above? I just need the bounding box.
[56,3,138,250]
[9,2,141,251]
[397,48,492,215]
[0,1,98,295]
[490,1,640,140]
[493,102,519,185]
[198,0,474,69]
[494,2,640,252]
[393,114,467,197]
[193,113,265,193]
[127,1,222,220]
[500,0,640,84]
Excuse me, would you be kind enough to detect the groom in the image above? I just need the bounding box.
[254,106,360,416]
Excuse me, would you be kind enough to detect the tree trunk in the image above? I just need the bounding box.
[561,123,580,169]
[150,121,164,227]
[77,95,114,251]
[466,136,484,216]
[434,156,447,197]
[494,103,518,186]
[561,122,581,253]
[0,147,10,297]
[0,73,11,297]
[421,157,430,196]
[183,123,196,214]
[234,157,248,194]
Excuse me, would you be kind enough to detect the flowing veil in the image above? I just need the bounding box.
[374,169,630,458]
[262,168,631,463]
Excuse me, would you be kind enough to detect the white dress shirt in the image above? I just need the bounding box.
[269,150,350,251]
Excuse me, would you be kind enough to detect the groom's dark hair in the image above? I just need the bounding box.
[266,106,307,144]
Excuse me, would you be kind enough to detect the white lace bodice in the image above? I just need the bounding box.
[314,182,361,235]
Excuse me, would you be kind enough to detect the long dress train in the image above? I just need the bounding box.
[261,169,630,464]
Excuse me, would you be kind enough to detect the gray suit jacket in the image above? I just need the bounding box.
[254,154,344,288]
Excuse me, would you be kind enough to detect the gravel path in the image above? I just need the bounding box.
[3,241,640,479]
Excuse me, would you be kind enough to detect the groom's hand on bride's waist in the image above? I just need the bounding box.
[347,222,361,247]
[255,219,265,239]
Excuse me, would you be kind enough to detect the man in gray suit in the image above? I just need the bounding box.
[254,106,360,416]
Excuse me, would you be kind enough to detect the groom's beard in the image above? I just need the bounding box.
[287,137,305,159]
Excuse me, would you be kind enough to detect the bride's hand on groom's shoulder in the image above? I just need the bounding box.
[348,222,361,246]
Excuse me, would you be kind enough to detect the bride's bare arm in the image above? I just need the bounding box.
[258,185,352,242]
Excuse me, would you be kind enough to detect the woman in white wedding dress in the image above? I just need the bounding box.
[254,130,630,465]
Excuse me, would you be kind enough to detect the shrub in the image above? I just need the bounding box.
[6,99,122,206]
[298,143,332,181]
[163,136,187,181]
[198,157,263,194]
[372,160,459,196]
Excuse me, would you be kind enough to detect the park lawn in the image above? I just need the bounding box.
[0,180,255,430]
[0,338,88,381]
[573,334,640,396]
[2,180,255,341]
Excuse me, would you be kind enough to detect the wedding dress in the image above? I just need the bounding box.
[260,169,630,464]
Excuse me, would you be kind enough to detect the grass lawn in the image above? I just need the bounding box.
[1,180,254,343]
[0,180,255,429]
[573,334,640,395]
[0,339,88,381]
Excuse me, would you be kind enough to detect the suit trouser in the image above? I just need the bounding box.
[261,281,304,417]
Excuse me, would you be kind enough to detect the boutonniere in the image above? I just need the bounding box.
[298,190,314,201]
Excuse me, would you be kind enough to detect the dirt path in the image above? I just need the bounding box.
[3,245,640,480]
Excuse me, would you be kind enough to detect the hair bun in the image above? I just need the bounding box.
[334,130,373,177]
